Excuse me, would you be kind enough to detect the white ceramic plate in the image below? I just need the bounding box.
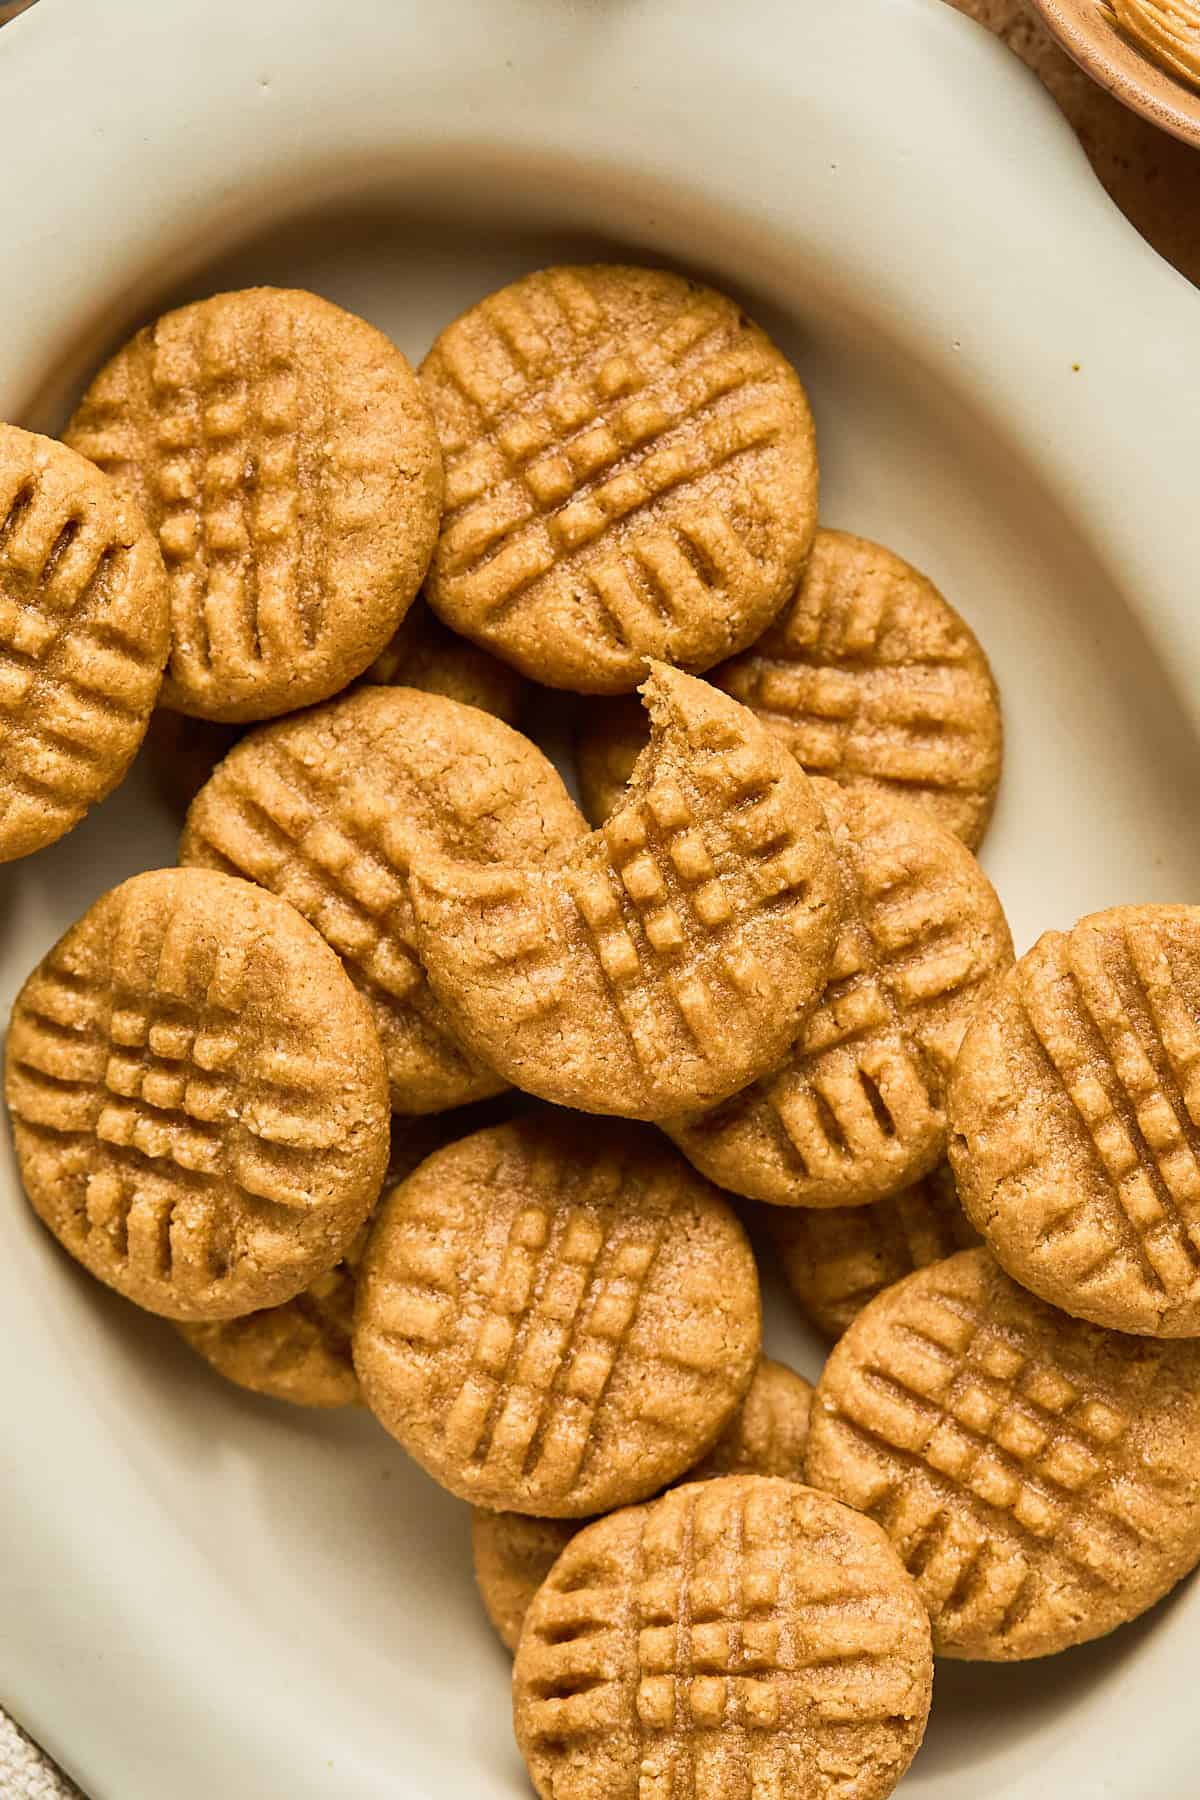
[4,1,1200,1794]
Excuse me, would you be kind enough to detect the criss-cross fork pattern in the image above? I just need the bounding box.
[722,658,989,807]
[185,731,423,1009]
[1013,918,1200,1303]
[148,302,324,686]
[9,887,352,1289]
[188,1253,359,1386]
[773,1167,978,1335]
[688,799,996,1188]
[363,1142,739,1502]
[522,1483,924,1800]
[718,542,996,809]
[434,716,819,1100]
[0,467,162,836]
[181,704,574,1104]
[69,300,331,693]
[428,268,786,653]
[820,1282,1167,1641]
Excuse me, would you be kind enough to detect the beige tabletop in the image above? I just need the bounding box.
[0,0,1197,1794]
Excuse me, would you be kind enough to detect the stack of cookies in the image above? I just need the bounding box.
[6,262,1200,1799]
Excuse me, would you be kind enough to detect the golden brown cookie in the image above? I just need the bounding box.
[513,1475,932,1800]
[362,596,526,724]
[666,780,1012,1205]
[769,1164,980,1338]
[5,867,389,1321]
[353,1114,761,1516]
[175,1100,519,1406]
[805,1247,1200,1659]
[177,1220,367,1408]
[179,685,584,1114]
[573,530,1003,846]
[146,602,526,821]
[716,530,1002,848]
[421,263,818,693]
[472,1511,579,1655]
[0,424,169,860]
[65,287,443,723]
[408,664,840,1120]
[687,1355,814,1482]
[472,1356,814,1652]
[949,904,1200,1337]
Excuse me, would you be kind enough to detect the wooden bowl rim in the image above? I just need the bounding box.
[1028,0,1200,149]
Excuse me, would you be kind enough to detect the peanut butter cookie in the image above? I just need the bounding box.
[65,287,443,722]
[5,867,389,1321]
[573,530,1003,845]
[146,601,525,821]
[472,1357,814,1651]
[179,685,585,1114]
[0,424,169,860]
[769,1164,979,1337]
[717,529,1002,848]
[687,1355,814,1483]
[362,596,526,724]
[421,263,818,693]
[513,1474,932,1800]
[178,1219,368,1408]
[949,904,1200,1337]
[473,1511,579,1655]
[177,1099,519,1406]
[407,664,840,1120]
[806,1247,1200,1659]
[352,1115,761,1516]
[666,780,1011,1205]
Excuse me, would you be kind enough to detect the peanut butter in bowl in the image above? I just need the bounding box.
[1102,0,1200,90]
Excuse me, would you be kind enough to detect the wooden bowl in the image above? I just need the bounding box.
[1028,1,1200,148]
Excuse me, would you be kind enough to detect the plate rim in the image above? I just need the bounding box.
[3,1,1200,1795]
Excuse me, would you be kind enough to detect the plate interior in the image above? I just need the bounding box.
[5,189,1198,1799]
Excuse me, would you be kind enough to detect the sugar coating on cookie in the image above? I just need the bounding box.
[805,1247,1200,1660]
[715,529,1002,848]
[950,903,1200,1337]
[352,1115,761,1516]
[513,1475,932,1800]
[770,1164,979,1338]
[407,664,840,1121]
[65,287,444,722]
[472,1357,814,1652]
[666,780,1012,1205]
[6,867,390,1321]
[179,685,585,1114]
[0,424,169,860]
[421,263,818,694]
[362,595,526,724]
